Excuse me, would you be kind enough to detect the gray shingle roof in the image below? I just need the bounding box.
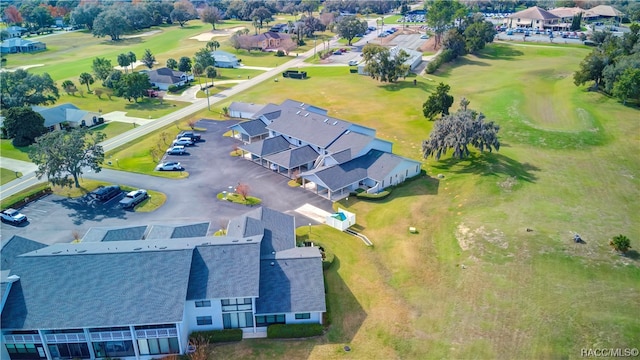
[1,240,194,330]
[242,207,297,258]
[82,226,148,242]
[0,236,46,271]
[146,223,210,239]
[226,216,264,238]
[263,145,319,168]
[328,148,353,164]
[327,131,375,157]
[239,135,291,156]
[32,103,89,127]
[230,119,268,137]
[280,99,328,115]
[256,247,326,314]
[186,243,261,300]
[266,108,350,149]
[228,102,264,116]
[146,67,188,86]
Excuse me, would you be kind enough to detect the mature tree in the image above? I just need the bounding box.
[422,108,500,160]
[464,20,496,53]
[613,67,640,105]
[443,28,467,58]
[4,5,23,25]
[427,0,466,48]
[118,72,151,103]
[609,234,632,253]
[29,128,106,188]
[299,0,320,16]
[146,0,173,26]
[61,80,77,95]
[205,66,217,87]
[423,82,455,120]
[570,12,582,31]
[127,51,137,72]
[201,5,223,30]
[335,16,367,46]
[573,50,609,91]
[70,3,102,30]
[250,7,273,29]
[0,30,9,41]
[92,57,113,81]
[141,49,156,69]
[117,52,131,73]
[79,72,94,92]
[1,107,47,147]
[193,48,215,69]
[170,0,196,27]
[229,33,242,51]
[206,40,220,52]
[29,6,54,30]
[302,15,325,38]
[362,43,410,83]
[166,58,178,70]
[178,56,192,73]
[122,3,152,31]
[103,70,123,89]
[0,70,59,108]
[93,7,130,41]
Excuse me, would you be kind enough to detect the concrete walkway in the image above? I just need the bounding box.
[101,111,154,125]
[0,158,38,173]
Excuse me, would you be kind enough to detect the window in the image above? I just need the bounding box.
[196,316,213,325]
[255,314,285,327]
[137,338,179,356]
[47,343,90,359]
[92,341,134,358]
[222,312,254,329]
[295,313,311,320]
[195,300,211,308]
[221,298,252,312]
[5,344,46,360]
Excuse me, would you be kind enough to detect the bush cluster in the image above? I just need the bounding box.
[426,49,454,74]
[267,324,323,338]
[355,190,391,200]
[189,329,242,343]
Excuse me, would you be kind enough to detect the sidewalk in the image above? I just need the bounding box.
[0,158,38,174]
[101,111,154,125]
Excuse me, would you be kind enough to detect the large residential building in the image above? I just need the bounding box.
[229,100,422,200]
[0,207,325,360]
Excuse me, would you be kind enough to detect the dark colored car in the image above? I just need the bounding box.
[91,185,121,202]
[177,131,202,142]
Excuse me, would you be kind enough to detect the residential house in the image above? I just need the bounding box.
[248,32,292,51]
[0,207,326,360]
[32,103,101,132]
[145,67,193,91]
[505,6,561,30]
[5,26,27,38]
[211,50,239,68]
[588,5,624,22]
[233,100,422,200]
[0,38,46,54]
[228,102,265,120]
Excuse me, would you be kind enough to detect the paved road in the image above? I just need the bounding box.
[0,43,324,201]
[0,120,333,244]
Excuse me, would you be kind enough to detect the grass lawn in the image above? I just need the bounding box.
[57,91,190,119]
[204,42,639,359]
[0,140,31,162]
[90,121,132,139]
[0,168,21,185]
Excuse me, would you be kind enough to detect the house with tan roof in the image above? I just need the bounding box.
[505,6,561,30]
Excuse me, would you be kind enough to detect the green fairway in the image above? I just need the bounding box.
[205,42,639,359]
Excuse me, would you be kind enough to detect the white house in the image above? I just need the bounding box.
[145,67,193,90]
[0,207,325,360]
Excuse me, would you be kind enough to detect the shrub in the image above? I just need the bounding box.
[275,50,285,57]
[356,190,391,200]
[189,329,242,343]
[267,324,323,338]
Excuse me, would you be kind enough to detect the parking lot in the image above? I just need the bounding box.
[1,119,333,245]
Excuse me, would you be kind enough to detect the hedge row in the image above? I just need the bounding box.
[189,329,242,343]
[355,190,391,200]
[426,49,455,74]
[267,324,323,338]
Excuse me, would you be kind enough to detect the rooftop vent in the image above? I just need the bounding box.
[270,262,275,266]
[300,103,305,107]
[323,118,328,123]
[52,251,62,254]
[77,250,87,253]
[304,113,309,117]
[134,247,142,251]
[332,121,338,125]
[296,110,301,115]
[159,246,167,249]
[246,239,252,242]
[232,239,239,243]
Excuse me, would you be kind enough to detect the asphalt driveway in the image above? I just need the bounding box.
[0,119,333,245]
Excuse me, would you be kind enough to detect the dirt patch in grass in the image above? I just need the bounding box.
[190,27,247,41]
[121,30,161,39]
[418,37,438,52]
[456,223,508,252]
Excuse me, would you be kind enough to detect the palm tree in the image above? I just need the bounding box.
[127,51,136,72]
[79,72,94,92]
[192,63,204,89]
[206,40,220,52]
[205,66,217,88]
[117,53,130,73]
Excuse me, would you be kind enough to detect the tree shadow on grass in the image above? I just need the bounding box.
[102,38,142,46]
[622,250,639,261]
[475,44,524,60]
[380,80,432,92]
[431,152,540,183]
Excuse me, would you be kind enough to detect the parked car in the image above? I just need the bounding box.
[173,137,193,147]
[166,146,186,155]
[1,208,28,225]
[348,60,359,66]
[119,189,149,209]
[91,185,121,202]
[420,34,429,39]
[155,162,183,171]
[177,131,202,142]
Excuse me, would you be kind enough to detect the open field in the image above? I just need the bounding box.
[201,42,639,358]
[0,168,21,186]
[0,140,31,162]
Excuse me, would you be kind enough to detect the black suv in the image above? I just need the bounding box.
[91,185,121,202]
[177,131,202,142]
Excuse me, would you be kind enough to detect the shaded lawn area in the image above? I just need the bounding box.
[56,92,190,119]
[0,168,22,185]
[0,139,32,162]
